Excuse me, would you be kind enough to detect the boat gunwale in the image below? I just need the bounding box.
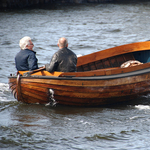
[8,66,150,81]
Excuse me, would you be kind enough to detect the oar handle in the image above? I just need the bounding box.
[23,66,46,77]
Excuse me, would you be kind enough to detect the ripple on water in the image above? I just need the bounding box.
[0,125,33,149]
[1,41,12,45]
[0,83,15,102]
[85,132,130,142]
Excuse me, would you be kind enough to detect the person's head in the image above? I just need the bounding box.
[19,36,34,50]
[57,37,68,49]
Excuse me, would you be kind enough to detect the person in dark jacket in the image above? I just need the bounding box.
[45,37,77,72]
[15,36,39,71]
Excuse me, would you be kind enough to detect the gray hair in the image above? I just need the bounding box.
[19,36,31,50]
[58,37,68,48]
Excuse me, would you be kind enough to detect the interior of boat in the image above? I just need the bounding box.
[76,50,150,72]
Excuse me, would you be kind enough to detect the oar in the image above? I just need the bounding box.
[23,66,46,76]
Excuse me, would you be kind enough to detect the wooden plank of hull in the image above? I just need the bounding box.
[20,86,49,103]
[18,78,150,97]
[19,80,149,95]
[9,77,16,82]
[9,84,16,92]
[54,95,138,106]
[20,72,150,87]
[11,71,150,105]
[21,87,49,99]
[21,94,48,104]
[10,84,17,99]
[51,82,150,102]
[53,85,150,99]
[21,84,49,93]
[8,77,150,106]
[8,78,17,99]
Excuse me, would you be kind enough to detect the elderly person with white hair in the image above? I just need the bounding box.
[45,37,77,72]
[15,36,39,71]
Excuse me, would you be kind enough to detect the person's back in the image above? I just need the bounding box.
[45,37,77,72]
[15,49,38,71]
[15,36,38,71]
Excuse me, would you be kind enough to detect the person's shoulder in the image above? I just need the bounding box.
[56,49,65,56]
[67,48,77,55]
[54,50,60,56]
[67,48,74,52]
[25,49,36,54]
[51,50,59,59]
[16,49,26,56]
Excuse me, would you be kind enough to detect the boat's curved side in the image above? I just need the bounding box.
[77,41,150,67]
[8,66,150,106]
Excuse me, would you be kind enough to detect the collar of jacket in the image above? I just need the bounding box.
[59,47,68,51]
[24,49,36,54]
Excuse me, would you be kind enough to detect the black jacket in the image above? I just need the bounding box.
[45,47,77,72]
[15,49,38,71]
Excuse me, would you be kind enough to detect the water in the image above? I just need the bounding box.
[1,1,150,149]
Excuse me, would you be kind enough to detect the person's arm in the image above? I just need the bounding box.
[28,53,39,70]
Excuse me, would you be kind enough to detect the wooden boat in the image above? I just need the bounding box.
[8,41,150,106]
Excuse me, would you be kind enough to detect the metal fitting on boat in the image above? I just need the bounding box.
[46,89,57,107]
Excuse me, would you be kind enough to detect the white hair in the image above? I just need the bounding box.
[19,36,31,50]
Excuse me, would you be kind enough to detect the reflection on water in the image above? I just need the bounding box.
[1,2,150,149]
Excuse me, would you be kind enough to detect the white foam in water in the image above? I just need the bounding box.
[135,105,150,110]
[141,94,150,98]
[0,83,9,90]
[0,83,14,102]
[77,54,82,57]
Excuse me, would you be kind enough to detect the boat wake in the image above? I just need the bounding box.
[0,83,15,102]
[134,93,150,109]
[135,105,150,110]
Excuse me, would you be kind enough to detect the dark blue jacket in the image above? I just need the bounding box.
[15,49,38,71]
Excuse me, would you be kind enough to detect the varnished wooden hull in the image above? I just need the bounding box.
[8,67,150,106]
[8,41,150,106]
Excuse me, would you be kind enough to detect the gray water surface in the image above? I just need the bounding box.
[1,2,150,150]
